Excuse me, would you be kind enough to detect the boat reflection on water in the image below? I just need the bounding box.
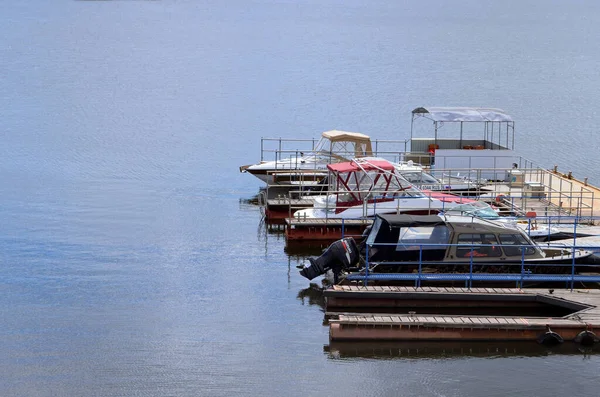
[324,341,596,360]
[296,282,327,310]
[285,241,332,257]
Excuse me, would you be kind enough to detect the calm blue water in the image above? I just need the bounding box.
[2,1,600,396]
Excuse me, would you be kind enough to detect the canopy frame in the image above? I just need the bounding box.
[410,107,515,150]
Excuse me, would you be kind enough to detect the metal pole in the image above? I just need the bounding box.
[520,247,525,289]
[364,244,369,287]
[469,245,474,289]
[278,138,282,161]
[571,217,578,291]
[417,245,423,288]
[511,122,515,150]
[410,114,415,152]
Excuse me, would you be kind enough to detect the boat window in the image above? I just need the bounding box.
[366,218,384,246]
[330,141,363,159]
[446,202,499,218]
[498,234,537,256]
[401,172,439,184]
[395,225,449,251]
[456,233,502,258]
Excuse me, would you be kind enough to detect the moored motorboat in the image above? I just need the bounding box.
[299,213,597,281]
[292,158,476,219]
[240,130,374,185]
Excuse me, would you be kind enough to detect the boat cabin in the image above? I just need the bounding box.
[365,213,543,264]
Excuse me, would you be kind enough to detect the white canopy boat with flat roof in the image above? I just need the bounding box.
[407,107,519,181]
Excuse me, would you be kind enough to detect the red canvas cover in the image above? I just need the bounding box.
[327,160,395,173]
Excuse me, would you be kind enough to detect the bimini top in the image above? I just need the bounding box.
[377,213,520,233]
[412,107,513,122]
[321,130,372,142]
[327,159,395,173]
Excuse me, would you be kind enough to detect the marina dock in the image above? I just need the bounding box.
[326,286,600,343]
[274,163,600,241]
[238,107,600,349]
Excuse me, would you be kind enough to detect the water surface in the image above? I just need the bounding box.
[2,1,600,396]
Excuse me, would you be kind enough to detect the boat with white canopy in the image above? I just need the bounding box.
[240,130,374,185]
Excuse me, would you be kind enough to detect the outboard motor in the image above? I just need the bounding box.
[299,237,360,280]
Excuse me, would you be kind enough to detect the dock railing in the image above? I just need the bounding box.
[261,163,600,230]
[258,137,410,164]
[348,239,600,290]
[279,187,600,227]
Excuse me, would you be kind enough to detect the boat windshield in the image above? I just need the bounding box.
[365,217,384,246]
[497,233,537,256]
[445,202,498,218]
[396,225,450,251]
[399,171,439,184]
[333,168,425,202]
[312,136,371,160]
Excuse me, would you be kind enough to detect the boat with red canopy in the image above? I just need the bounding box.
[293,158,476,219]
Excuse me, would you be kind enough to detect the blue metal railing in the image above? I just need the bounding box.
[348,240,600,290]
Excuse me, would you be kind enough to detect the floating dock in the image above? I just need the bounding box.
[284,218,371,241]
[326,286,600,343]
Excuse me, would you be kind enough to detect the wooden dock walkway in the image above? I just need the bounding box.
[482,168,600,220]
[327,286,600,342]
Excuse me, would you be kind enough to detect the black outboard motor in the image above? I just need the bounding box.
[299,237,360,280]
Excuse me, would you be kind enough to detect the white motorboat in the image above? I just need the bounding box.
[240,130,374,185]
[293,158,476,219]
